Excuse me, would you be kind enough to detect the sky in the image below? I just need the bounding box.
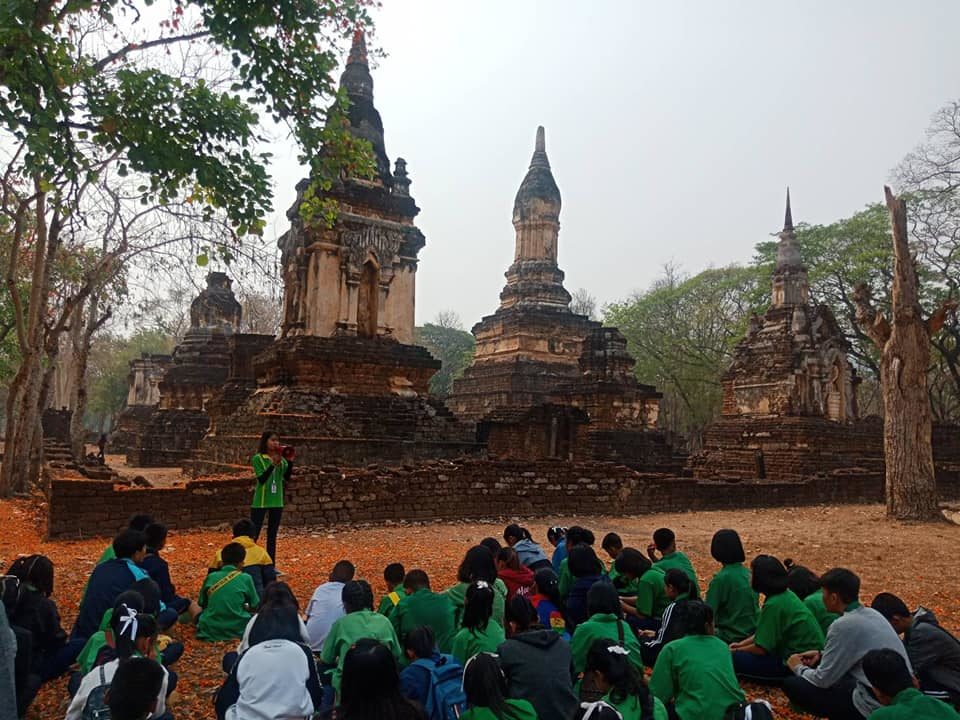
[262,0,960,330]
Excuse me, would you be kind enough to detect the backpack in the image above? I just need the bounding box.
[411,654,466,720]
[82,665,112,720]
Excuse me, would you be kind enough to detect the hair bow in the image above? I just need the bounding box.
[118,604,139,640]
[580,701,624,720]
[474,580,489,589]
[607,644,630,656]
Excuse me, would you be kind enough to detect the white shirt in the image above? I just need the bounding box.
[64,658,169,720]
[304,581,345,651]
[225,639,315,720]
[237,613,311,654]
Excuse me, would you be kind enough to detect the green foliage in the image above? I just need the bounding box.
[415,321,476,398]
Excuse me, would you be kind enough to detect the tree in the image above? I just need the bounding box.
[853,187,958,520]
[238,290,281,335]
[570,288,598,320]
[0,0,376,495]
[415,312,476,398]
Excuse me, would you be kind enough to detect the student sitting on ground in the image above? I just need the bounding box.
[393,569,457,655]
[461,651,537,720]
[322,580,401,697]
[399,626,459,709]
[571,582,644,679]
[601,533,624,583]
[565,544,610,630]
[614,548,668,633]
[378,563,406,619]
[337,638,426,720]
[548,526,568,573]
[480,537,503,556]
[640,568,694,668]
[872,591,960,706]
[704,529,758,644]
[862,648,960,720]
[197,542,260,641]
[783,568,910,720]
[496,548,535,601]
[210,519,277,599]
[304,559,355,651]
[451,581,506,664]
[96,514,154,565]
[558,526,597,599]
[140,523,201,622]
[499,595,578,720]
[214,606,323,720]
[233,581,310,659]
[106,656,168,720]
[646,528,700,598]
[786,559,839,635]
[649,601,746,720]
[446,546,508,628]
[66,606,171,720]
[585,638,667,720]
[503,524,552,571]
[729,554,824,682]
[529,567,568,637]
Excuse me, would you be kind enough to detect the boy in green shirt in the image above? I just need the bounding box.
[197,542,259,641]
[376,563,405,619]
[614,548,669,631]
[392,569,456,655]
[601,532,624,584]
[647,528,700,598]
[321,580,401,694]
[863,648,960,720]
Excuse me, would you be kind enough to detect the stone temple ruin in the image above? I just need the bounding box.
[448,128,678,469]
[111,353,172,455]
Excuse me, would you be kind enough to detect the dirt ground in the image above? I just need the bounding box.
[3,498,958,719]
[103,452,191,487]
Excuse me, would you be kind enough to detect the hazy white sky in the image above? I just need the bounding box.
[263,0,960,329]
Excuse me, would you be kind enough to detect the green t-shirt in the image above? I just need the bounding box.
[197,565,260,641]
[654,550,701,597]
[636,567,670,618]
[320,609,401,692]
[445,579,507,628]
[570,612,645,675]
[461,699,538,720]
[604,691,669,720]
[451,622,506,665]
[392,588,457,654]
[377,589,403,619]
[649,634,746,720]
[804,591,840,636]
[754,590,825,660]
[705,563,758,643]
[871,687,960,720]
[250,453,287,509]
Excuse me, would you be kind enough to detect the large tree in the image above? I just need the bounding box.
[853,188,957,520]
[415,312,476,399]
[0,0,376,495]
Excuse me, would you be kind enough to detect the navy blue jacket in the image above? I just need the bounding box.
[72,559,138,640]
[140,553,181,607]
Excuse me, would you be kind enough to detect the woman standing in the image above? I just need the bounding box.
[250,430,292,563]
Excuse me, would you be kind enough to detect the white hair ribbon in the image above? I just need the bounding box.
[474,580,489,589]
[580,701,624,720]
[118,604,138,640]
[607,644,630,656]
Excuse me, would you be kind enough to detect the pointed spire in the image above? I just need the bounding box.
[529,125,550,170]
[347,29,368,67]
[783,187,793,232]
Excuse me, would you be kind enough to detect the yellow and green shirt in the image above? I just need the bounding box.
[250,453,288,509]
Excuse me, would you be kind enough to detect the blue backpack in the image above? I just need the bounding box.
[411,654,467,720]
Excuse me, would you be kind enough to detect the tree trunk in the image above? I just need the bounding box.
[69,292,103,459]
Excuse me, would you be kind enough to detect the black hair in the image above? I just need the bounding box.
[750,555,788,596]
[664,568,691,596]
[127,514,154,532]
[505,595,538,634]
[257,430,278,455]
[144,523,167,552]
[479,537,503,556]
[457,545,498,584]
[614,548,651,579]
[342,580,374,614]
[339,639,421,720]
[384,563,405,587]
[819,568,860,604]
[462,652,508,717]
[585,638,653,718]
[547,526,567,544]
[534,568,562,607]
[462,581,494,634]
[330,560,356,583]
[221,542,246,567]
[503,524,525,544]
[249,606,303,646]
[113,530,147,560]
[232,519,256,538]
[576,701,623,720]
[404,626,436,659]
[601,533,623,552]
[871,592,911,620]
[587,581,622,618]
[6,554,54,597]
[403,569,430,591]
[111,603,158,660]
[129,578,162,616]
[568,545,601,578]
[566,526,595,548]
[677,600,714,636]
[496,547,521,571]
[652,528,675,552]
[785,562,821,600]
[107,656,165,720]
[710,529,746,565]
[862,648,913,698]
[261,581,300,612]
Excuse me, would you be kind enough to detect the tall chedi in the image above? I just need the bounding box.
[449,128,671,468]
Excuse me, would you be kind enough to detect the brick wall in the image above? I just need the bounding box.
[46,459,960,539]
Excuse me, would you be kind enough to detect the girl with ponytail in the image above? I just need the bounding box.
[584,638,665,720]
